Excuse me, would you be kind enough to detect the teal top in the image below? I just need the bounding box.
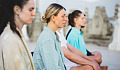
[33,26,66,70]
[67,27,87,55]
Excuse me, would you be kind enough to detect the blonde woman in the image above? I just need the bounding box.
[33,3,68,70]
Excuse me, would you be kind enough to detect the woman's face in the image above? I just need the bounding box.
[75,13,87,27]
[17,0,35,24]
[54,9,68,28]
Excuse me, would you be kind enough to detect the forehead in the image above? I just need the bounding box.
[23,0,35,8]
[58,9,66,15]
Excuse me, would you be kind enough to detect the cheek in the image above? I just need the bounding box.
[20,15,27,21]
[20,15,31,24]
[20,13,27,18]
[81,20,85,23]
[56,18,62,23]
[60,20,64,24]
[78,21,84,25]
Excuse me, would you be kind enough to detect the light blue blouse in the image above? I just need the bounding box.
[33,26,66,70]
[67,27,87,55]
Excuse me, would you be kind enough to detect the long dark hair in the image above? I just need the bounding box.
[0,0,29,38]
[68,10,82,27]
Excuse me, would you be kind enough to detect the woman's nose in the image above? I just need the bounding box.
[65,17,68,21]
[32,10,36,16]
[84,20,87,24]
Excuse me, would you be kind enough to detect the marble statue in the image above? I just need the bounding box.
[108,7,120,51]
[88,7,104,36]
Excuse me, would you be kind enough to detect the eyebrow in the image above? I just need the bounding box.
[63,14,66,16]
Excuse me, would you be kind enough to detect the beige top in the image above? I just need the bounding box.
[0,23,35,70]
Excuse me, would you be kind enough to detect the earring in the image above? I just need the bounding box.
[17,14,19,16]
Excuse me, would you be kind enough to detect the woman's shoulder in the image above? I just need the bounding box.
[36,31,56,49]
[68,30,78,37]
[39,30,55,40]
[0,29,20,46]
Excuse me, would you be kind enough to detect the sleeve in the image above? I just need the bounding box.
[60,35,67,48]
[58,32,67,48]
[2,40,27,70]
[67,36,79,49]
[33,43,41,70]
[41,40,62,70]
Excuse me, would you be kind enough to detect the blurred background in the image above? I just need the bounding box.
[25,0,120,46]
[22,0,120,70]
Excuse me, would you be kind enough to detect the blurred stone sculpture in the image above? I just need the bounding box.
[22,25,30,41]
[64,5,119,44]
[88,7,113,38]
[27,0,43,42]
[113,4,119,20]
[108,7,120,51]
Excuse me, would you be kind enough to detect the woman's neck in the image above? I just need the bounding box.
[15,22,24,32]
[75,24,81,30]
[14,15,24,32]
[57,28,62,32]
[47,22,58,33]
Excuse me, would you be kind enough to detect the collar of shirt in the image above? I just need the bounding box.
[56,31,63,41]
[44,26,60,41]
[72,27,82,35]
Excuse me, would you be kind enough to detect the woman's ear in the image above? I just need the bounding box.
[74,18,78,24]
[14,5,20,15]
[51,15,56,22]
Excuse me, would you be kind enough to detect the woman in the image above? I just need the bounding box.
[33,3,68,70]
[57,29,101,70]
[67,10,102,64]
[0,0,35,70]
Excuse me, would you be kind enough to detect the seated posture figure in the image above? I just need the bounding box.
[56,10,108,70]
[33,3,68,70]
[57,28,108,70]
[67,10,102,64]
[0,0,35,70]
[57,29,101,70]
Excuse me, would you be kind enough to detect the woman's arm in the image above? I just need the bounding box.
[67,43,94,62]
[67,43,100,68]
[62,46,95,66]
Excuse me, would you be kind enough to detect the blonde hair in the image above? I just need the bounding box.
[42,3,66,23]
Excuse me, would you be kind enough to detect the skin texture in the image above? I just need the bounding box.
[14,0,35,31]
[48,9,68,33]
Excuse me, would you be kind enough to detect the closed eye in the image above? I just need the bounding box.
[29,7,34,11]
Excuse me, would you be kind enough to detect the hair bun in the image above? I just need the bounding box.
[42,16,47,23]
